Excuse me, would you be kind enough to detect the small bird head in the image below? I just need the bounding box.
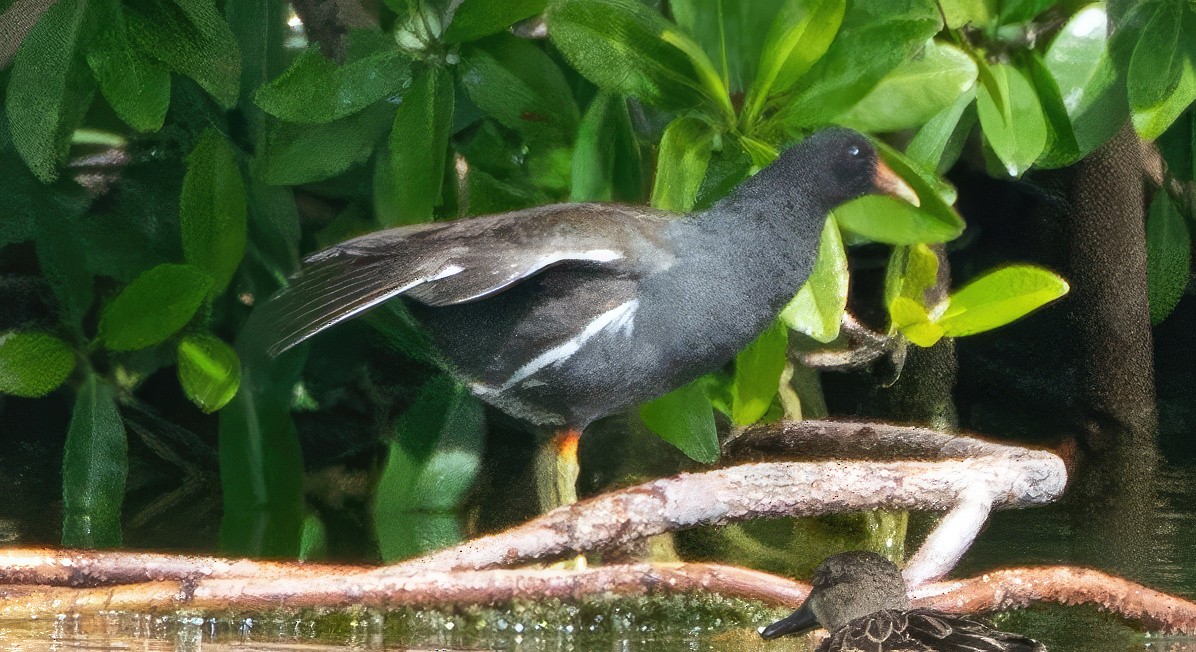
[760,551,911,639]
[766,128,921,213]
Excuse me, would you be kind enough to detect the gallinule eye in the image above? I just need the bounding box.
[245,127,919,508]
[761,551,1046,651]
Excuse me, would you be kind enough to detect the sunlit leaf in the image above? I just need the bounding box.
[975,61,1047,177]
[889,296,944,347]
[1044,4,1127,156]
[730,321,788,426]
[836,40,977,133]
[883,243,939,309]
[62,374,127,548]
[937,265,1069,337]
[98,264,212,351]
[181,128,247,295]
[651,116,715,212]
[905,89,976,173]
[178,332,242,413]
[0,331,76,398]
[1145,192,1191,324]
[640,380,719,463]
[780,219,848,342]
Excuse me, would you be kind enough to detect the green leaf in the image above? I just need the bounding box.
[1146,192,1191,324]
[177,332,241,413]
[35,211,93,334]
[298,513,328,561]
[937,265,1069,337]
[672,0,787,95]
[388,64,455,226]
[975,61,1047,177]
[255,47,412,124]
[939,0,993,29]
[373,375,484,562]
[772,0,941,130]
[888,296,944,347]
[0,331,76,398]
[1023,51,1082,169]
[571,93,643,202]
[5,0,94,182]
[694,138,753,209]
[87,0,171,132]
[181,128,247,295]
[834,140,964,244]
[1123,1,1185,112]
[459,34,579,147]
[651,116,714,212]
[743,0,845,128]
[258,102,393,185]
[835,40,977,133]
[445,0,548,43]
[1044,4,1127,156]
[883,243,939,309]
[998,0,1053,25]
[780,219,848,342]
[546,0,725,115]
[62,374,128,548]
[905,88,977,173]
[640,379,719,463]
[729,321,788,426]
[126,0,241,109]
[98,264,212,351]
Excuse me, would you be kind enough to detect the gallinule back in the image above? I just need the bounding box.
[761,551,1046,651]
[246,128,918,507]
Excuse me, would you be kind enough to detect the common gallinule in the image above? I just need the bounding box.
[761,551,1045,650]
[247,128,918,507]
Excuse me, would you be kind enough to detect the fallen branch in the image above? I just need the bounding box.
[1,562,1193,635]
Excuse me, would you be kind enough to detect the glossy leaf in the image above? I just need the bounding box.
[975,61,1048,177]
[374,375,484,562]
[0,331,76,398]
[388,65,455,226]
[5,0,94,182]
[1044,4,1127,156]
[1123,1,1185,112]
[889,296,944,347]
[640,379,719,463]
[546,0,723,114]
[181,128,247,295]
[906,89,977,173]
[772,0,941,130]
[1024,52,1082,169]
[259,102,393,185]
[126,0,241,109]
[1132,60,1196,140]
[730,321,788,426]
[937,265,1070,336]
[446,0,549,43]
[571,93,643,202]
[459,34,579,147]
[746,0,845,125]
[62,374,128,548]
[836,40,977,133]
[1145,192,1191,324]
[883,243,939,309]
[87,0,171,132]
[177,333,242,413]
[651,116,715,212]
[780,219,848,342]
[98,264,212,352]
[255,48,412,124]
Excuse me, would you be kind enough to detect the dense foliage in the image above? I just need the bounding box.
[0,0,1189,560]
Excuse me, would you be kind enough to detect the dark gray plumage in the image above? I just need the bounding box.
[244,128,912,429]
[761,552,1046,652]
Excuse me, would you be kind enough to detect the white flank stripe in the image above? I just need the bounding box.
[502,299,638,390]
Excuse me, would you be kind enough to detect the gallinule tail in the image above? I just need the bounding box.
[246,128,919,508]
[760,551,1046,650]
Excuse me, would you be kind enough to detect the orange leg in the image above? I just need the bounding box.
[536,428,582,511]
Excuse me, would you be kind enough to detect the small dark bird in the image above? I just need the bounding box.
[760,551,1046,651]
[246,128,917,506]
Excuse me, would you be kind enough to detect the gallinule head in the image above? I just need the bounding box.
[760,551,1046,651]
[245,128,918,507]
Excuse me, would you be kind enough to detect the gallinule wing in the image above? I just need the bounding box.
[761,551,1045,651]
[245,128,918,507]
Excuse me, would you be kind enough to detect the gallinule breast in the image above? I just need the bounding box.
[246,128,918,507]
[761,551,1046,651]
